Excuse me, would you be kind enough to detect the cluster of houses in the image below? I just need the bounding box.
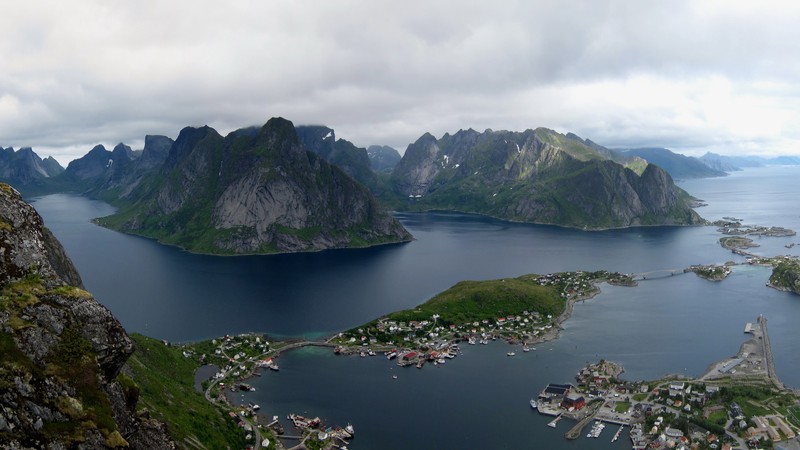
[334,271,635,355]
[538,361,800,449]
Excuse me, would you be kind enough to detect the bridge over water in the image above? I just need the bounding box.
[631,268,690,281]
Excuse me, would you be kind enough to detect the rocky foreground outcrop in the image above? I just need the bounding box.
[0,184,172,449]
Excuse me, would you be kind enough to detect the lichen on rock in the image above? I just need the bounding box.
[0,183,173,449]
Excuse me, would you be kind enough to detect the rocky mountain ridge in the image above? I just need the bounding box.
[0,148,64,196]
[0,184,172,449]
[96,118,411,254]
[387,127,705,229]
[619,147,727,180]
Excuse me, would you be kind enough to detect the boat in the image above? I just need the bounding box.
[359,351,366,357]
[392,375,398,379]
[529,399,537,409]
[416,360,425,369]
[269,365,279,371]
[523,346,531,352]
[507,352,515,356]
[386,351,397,360]
[345,423,354,436]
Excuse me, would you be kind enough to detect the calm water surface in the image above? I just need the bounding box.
[31,166,800,449]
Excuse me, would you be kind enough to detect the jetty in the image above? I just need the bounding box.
[547,414,563,428]
[564,401,602,439]
[611,424,624,442]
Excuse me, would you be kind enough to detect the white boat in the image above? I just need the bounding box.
[523,346,531,352]
[529,399,537,409]
[507,351,515,356]
[345,423,354,435]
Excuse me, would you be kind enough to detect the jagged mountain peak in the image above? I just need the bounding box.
[96,117,411,254]
[388,127,704,229]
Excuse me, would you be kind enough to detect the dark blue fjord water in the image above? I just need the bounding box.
[31,166,800,449]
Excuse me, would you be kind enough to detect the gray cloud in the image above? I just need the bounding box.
[2,0,800,166]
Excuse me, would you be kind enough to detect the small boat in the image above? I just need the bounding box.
[529,399,537,409]
[523,346,531,352]
[269,365,279,371]
[507,352,516,356]
[345,423,354,436]
[359,351,366,357]
[386,351,397,360]
[392,375,398,379]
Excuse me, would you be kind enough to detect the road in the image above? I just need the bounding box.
[203,339,336,448]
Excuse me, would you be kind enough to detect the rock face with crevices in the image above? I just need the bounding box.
[96,117,412,254]
[0,183,173,449]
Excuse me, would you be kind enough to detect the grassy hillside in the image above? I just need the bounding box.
[124,334,247,449]
[383,275,565,326]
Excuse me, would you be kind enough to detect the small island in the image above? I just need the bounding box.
[686,264,733,281]
[768,259,800,295]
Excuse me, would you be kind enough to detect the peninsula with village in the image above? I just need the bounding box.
[122,221,800,450]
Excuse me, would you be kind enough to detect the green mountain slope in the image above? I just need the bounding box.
[387,128,705,229]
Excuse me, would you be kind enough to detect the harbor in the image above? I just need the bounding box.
[533,316,800,449]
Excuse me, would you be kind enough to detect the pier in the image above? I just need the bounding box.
[564,401,602,439]
[759,315,783,389]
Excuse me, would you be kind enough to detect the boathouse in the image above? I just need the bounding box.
[561,393,586,410]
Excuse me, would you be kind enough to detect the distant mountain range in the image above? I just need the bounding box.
[618,148,727,180]
[0,146,64,195]
[8,121,800,252]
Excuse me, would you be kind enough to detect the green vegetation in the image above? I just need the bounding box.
[769,259,800,294]
[125,334,247,450]
[0,276,123,445]
[336,271,632,348]
[614,401,631,413]
[689,264,731,281]
[385,276,563,326]
[719,236,757,250]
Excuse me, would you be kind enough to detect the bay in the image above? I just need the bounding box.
[30,165,800,449]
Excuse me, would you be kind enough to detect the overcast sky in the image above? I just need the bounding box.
[3,1,800,166]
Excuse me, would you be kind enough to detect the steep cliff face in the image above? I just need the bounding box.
[295,125,380,191]
[389,128,705,229]
[0,184,172,449]
[367,145,402,172]
[97,118,411,254]
[0,148,65,196]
